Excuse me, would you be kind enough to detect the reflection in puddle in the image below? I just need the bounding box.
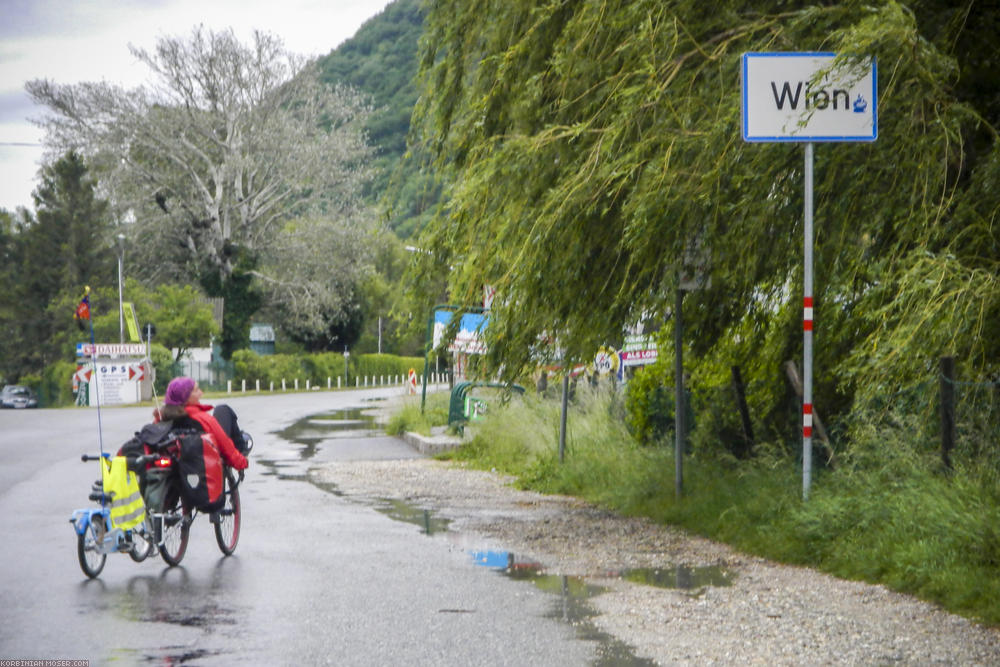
[621,565,734,592]
[374,498,451,535]
[255,464,343,496]
[95,566,236,664]
[276,408,380,449]
[112,647,223,664]
[258,408,381,489]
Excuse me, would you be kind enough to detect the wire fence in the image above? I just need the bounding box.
[660,361,1000,474]
[174,359,234,392]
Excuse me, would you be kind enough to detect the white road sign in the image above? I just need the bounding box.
[77,342,147,357]
[742,52,877,142]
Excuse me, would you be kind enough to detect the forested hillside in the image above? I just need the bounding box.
[317,0,434,238]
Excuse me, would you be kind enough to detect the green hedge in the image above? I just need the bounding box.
[232,351,306,387]
[232,350,425,387]
[353,353,424,380]
[38,364,72,407]
[35,350,430,406]
[149,344,178,394]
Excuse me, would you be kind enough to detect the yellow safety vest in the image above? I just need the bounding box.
[101,456,146,530]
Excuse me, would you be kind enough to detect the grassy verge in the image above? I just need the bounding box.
[434,386,1000,627]
[383,392,450,437]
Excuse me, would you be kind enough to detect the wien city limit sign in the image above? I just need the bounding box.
[742,52,877,142]
[741,52,877,500]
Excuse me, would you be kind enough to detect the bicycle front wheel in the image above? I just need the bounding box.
[77,519,106,579]
[214,470,241,555]
[159,500,191,567]
[128,519,154,562]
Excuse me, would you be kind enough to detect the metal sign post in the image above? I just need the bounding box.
[742,52,876,500]
[674,285,684,500]
[802,142,814,499]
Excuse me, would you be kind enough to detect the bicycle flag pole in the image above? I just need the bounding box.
[75,286,105,458]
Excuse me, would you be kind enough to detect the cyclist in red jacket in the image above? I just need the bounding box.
[154,376,249,471]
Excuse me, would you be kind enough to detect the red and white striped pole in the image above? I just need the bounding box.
[802,143,814,500]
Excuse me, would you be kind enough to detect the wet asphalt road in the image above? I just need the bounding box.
[0,388,595,666]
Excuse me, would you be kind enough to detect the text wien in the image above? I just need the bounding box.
[770,81,850,111]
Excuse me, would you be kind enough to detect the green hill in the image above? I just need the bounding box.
[317,0,436,238]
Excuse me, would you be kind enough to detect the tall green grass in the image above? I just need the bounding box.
[439,386,1000,626]
[384,392,450,437]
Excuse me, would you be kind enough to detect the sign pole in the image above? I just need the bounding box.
[802,142,814,500]
[559,373,569,463]
[674,284,685,500]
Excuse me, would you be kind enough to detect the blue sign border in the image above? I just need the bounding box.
[742,52,877,143]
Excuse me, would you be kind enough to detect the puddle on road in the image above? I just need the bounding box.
[95,568,236,665]
[621,565,734,593]
[111,647,222,664]
[469,549,658,667]
[276,408,380,449]
[374,497,452,535]
[257,408,380,488]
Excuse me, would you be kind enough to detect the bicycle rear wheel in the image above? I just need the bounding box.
[77,517,107,579]
[214,470,241,555]
[159,498,191,567]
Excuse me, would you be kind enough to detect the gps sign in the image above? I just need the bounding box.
[742,52,877,142]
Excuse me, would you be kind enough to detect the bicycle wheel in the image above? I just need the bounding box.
[77,517,107,579]
[214,470,241,555]
[159,499,191,567]
[128,519,154,562]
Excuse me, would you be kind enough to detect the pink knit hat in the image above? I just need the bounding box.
[164,377,196,405]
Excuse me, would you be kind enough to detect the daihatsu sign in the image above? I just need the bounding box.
[742,52,877,142]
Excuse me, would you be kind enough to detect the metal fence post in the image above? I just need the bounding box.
[940,356,956,470]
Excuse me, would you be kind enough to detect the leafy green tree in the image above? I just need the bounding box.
[354,232,426,356]
[411,0,999,444]
[0,153,115,380]
[0,209,20,381]
[121,279,220,361]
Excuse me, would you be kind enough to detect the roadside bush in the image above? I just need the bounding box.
[149,343,177,394]
[624,362,673,445]
[231,350,303,386]
[231,349,266,384]
[37,366,69,407]
[302,352,345,383]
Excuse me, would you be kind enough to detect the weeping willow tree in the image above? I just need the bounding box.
[408,0,998,445]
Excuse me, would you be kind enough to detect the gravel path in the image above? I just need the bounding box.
[314,456,1000,665]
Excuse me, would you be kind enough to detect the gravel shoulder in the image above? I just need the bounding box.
[314,455,1000,666]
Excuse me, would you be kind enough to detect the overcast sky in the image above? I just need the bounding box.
[0,0,395,213]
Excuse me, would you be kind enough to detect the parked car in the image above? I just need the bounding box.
[0,385,38,409]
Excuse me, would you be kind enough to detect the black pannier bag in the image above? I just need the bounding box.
[177,431,225,512]
[120,421,178,512]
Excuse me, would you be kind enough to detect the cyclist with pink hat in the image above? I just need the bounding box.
[156,377,249,471]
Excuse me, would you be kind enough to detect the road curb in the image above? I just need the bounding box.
[401,427,463,455]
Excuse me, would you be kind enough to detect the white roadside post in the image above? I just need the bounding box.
[742,52,877,500]
[116,234,126,344]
